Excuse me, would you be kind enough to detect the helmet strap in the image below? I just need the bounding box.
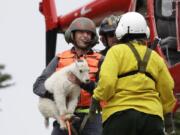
[100,35,109,47]
[104,35,110,47]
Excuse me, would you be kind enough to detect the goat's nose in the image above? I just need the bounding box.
[85,79,90,83]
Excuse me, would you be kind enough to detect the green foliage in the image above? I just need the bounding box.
[0,64,12,88]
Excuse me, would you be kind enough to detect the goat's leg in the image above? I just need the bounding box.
[38,98,59,127]
[67,98,78,115]
[66,90,80,119]
[54,94,67,129]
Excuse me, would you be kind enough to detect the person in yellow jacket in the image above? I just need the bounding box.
[89,12,176,135]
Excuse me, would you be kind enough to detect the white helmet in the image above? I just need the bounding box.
[115,12,150,40]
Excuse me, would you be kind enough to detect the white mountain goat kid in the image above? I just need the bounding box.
[38,59,90,129]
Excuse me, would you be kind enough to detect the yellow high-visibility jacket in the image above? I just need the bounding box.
[93,42,176,123]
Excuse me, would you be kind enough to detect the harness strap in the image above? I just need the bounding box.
[126,43,142,70]
[118,70,155,82]
[141,46,152,72]
[79,115,90,134]
[118,42,155,82]
[71,125,79,135]
[126,42,152,73]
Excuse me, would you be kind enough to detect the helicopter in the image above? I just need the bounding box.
[39,0,180,112]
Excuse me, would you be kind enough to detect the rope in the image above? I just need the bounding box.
[60,115,79,135]
[60,115,72,135]
[66,120,72,135]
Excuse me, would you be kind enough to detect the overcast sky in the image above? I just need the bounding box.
[0,0,104,135]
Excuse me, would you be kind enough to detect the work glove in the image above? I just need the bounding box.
[88,97,101,121]
[164,113,176,135]
[68,72,95,94]
[80,81,96,94]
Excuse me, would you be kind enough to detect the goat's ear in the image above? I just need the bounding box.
[75,60,79,67]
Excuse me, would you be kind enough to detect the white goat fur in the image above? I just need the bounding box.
[38,59,90,129]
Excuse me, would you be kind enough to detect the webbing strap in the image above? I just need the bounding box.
[118,70,156,82]
[141,47,152,72]
[79,115,90,134]
[126,42,152,73]
[126,43,142,70]
[118,42,155,82]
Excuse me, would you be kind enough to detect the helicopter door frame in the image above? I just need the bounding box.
[176,1,180,51]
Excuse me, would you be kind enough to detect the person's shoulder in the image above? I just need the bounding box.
[151,49,162,59]
[57,49,71,55]
[110,43,128,51]
[150,49,166,68]
[56,49,73,58]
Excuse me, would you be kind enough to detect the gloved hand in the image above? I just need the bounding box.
[88,97,101,121]
[80,81,96,94]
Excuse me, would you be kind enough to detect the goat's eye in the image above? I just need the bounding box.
[79,70,83,73]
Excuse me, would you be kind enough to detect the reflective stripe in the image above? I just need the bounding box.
[75,108,89,113]
[75,108,101,114]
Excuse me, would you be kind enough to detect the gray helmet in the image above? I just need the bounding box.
[99,15,120,36]
[65,17,99,46]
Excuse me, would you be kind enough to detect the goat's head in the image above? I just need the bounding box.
[72,59,90,84]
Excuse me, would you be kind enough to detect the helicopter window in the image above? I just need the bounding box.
[161,0,173,17]
[155,0,180,65]
[155,0,175,19]
[155,0,176,38]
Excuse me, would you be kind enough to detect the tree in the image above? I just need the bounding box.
[0,64,12,88]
